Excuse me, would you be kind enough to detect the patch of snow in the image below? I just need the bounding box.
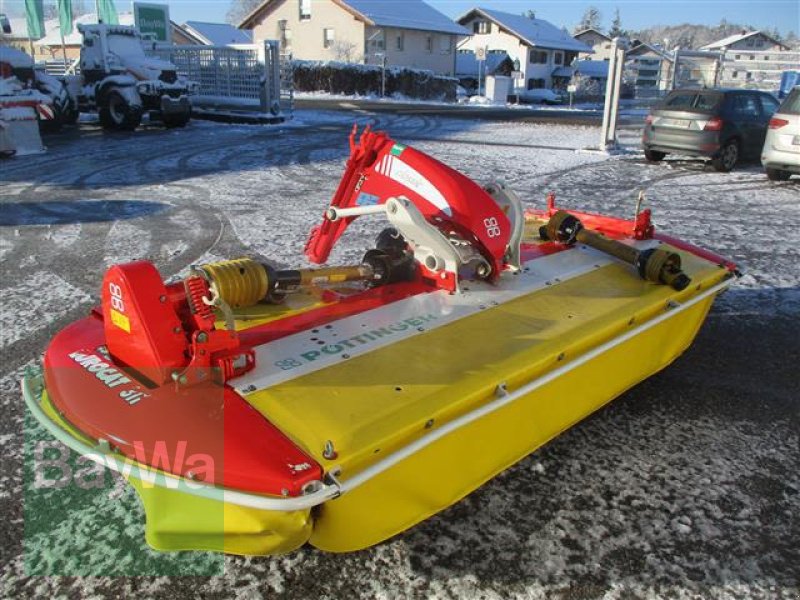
[103,220,151,266]
[0,271,91,348]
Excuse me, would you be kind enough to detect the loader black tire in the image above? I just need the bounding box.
[162,111,191,129]
[644,149,666,162]
[99,90,142,131]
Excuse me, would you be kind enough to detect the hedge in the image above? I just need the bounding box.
[292,60,457,102]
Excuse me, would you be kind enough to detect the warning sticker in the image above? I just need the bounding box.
[110,308,130,333]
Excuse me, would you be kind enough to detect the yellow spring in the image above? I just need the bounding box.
[198,258,269,308]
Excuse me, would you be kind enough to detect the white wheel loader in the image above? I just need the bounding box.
[70,23,196,131]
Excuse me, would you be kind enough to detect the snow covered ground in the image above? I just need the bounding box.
[0,110,797,598]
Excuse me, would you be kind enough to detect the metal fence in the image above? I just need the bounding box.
[150,41,291,122]
[40,58,79,76]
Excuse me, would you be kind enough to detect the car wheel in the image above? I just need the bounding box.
[644,149,666,162]
[712,139,739,172]
[99,91,142,131]
[766,168,791,181]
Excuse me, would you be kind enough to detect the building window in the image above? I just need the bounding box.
[731,70,738,78]
[746,72,752,80]
[323,28,334,49]
[396,32,404,51]
[300,0,311,20]
[735,54,741,59]
[527,78,545,90]
[553,51,563,65]
[439,36,451,52]
[426,35,433,53]
[529,49,548,64]
[764,55,770,60]
[473,20,489,34]
[756,39,764,47]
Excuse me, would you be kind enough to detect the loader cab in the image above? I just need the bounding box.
[78,26,108,84]
[78,24,145,83]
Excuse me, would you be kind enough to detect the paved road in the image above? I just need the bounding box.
[0,110,797,599]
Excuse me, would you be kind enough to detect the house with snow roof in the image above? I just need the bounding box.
[239,0,470,76]
[573,27,614,60]
[625,42,674,93]
[700,30,789,52]
[455,8,592,93]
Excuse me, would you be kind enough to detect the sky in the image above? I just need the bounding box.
[1,0,798,35]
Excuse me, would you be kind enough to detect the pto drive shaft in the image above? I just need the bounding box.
[194,229,415,308]
[539,211,691,291]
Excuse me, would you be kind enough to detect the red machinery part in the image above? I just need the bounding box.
[102,261,188,384]
[43,316,323,496]
[305,126,512,281]
[101,261,254,386]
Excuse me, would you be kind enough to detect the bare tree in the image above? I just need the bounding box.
[575,7,602,34]
[332,40,359,63]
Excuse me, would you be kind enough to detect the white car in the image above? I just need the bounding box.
[762,87,800,181]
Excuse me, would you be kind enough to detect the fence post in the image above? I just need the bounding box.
[259,41,282,116]
[600,38,625,151]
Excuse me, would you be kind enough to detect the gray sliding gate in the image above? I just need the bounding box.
[150,41,292,122]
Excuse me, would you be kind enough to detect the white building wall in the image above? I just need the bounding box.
[575,31,613,60]
[246,0,460,74]
[248,0,366,62]
[458,18,548,89]
[376,27,459,75]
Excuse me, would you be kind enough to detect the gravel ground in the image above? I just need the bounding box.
[0,110,798,599]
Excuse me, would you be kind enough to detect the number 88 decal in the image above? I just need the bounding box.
[109,282,125,313]
[483,217,501,238]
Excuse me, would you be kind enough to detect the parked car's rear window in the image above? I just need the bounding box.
[778,88,800,115]
[662,92,720,112]
[695,94,721,111]
[665,93,696,108]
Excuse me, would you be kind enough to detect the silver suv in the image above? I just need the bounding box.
[761,87,800,181]
[642,88,780,172]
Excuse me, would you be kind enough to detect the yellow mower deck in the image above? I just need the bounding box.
[242,247,729,551]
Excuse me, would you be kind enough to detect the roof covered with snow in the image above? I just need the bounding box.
[573,60,609,78]
[3,17,59,40]
[36,13,135,47]
[627,41,674,61]
[344,0,469,35]
[458,8,592,53]
[240,0,468,35]
[573,28,611,41]
[183,21,252,45]
[700,30,787,50]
